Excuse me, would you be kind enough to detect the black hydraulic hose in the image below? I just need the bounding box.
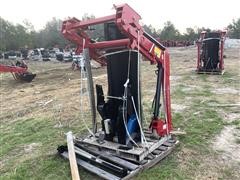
[143,31,166,51]
[153,63,163,119]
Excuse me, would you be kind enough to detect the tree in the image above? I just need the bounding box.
[36,18,68,48]
[160,21,180,40]
[228,18,240,39]
[143,24,158,37]
[0,17,33,51]
[82,13,95,21]
[183,27,198,41]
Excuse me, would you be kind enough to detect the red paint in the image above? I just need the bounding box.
[151,119,167,136]
[61,3,173,136]
[196,30,226,73]
[0,64,27,73]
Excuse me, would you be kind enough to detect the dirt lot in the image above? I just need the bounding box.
[0,46,239,179]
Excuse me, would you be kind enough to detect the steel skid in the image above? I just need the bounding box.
[196,30,227,74]
[58,4,178,179]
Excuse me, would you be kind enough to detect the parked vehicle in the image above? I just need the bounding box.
[21,49,29,60]
[49,50,56,58]
[8,51,17,60]
[16,51,21,58]
[31,49,42,60]
[4,52,9,59]
[40,49,51,61]
[63,51,73,62]
[56,51,73,62]
[56,52,64,61]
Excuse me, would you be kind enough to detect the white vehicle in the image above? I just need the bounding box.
[30,49,42,60]
[63,51,73,62]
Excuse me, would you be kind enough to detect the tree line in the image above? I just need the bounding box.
[144,19,240,41]
[0,15,239,52]
[0,17,68,52]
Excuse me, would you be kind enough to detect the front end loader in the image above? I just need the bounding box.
[58,4,178,179]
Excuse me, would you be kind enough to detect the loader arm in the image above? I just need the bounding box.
[0,61,36,82]
[0,64,28,73]
[61,3,172,135]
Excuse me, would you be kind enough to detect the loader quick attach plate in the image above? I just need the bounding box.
[58,134,178,180]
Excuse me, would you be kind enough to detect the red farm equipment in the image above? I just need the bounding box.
[0,60,36,82]
[58,4,178,179]
[196,30,227,74]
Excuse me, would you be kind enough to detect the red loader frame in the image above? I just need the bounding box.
[58,4,179,179]
[0,61,36,82]
[62,4,173,136]
[196,30,227,74]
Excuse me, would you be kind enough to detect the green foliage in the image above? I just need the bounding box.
[36,18,68,48]
[182,28,199,41]
[228,18,240,39]
[1,15,239,52]
[0,17,68,51]
[143,24,159,37]
[160,21,181,40]
[143,22,211,41]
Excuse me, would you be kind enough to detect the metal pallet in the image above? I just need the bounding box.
[58,137,179,180]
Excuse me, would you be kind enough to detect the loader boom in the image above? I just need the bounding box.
[58,4,178,179]
[61,3,172,136]
[0,61,36,82]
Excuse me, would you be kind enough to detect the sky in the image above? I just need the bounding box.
[1,0,240,33]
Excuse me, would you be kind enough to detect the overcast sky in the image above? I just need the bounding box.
[1,0,239,32]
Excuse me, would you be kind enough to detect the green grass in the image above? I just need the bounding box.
[1,156,69,180]
[0,116,95,180]
[137,154,188,180]
[0,85,230,180]
[1,58,239,179]
[174,109,223,151]
[223,117,240,130]
[222,72,239,84]
[173,84,213,100]
[235,138,240,144]
[135,69,240,179]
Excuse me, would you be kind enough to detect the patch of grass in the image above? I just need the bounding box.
[135,75,228,179]
[0,117,86,179]
[220,167,237,180]
[173,84,213,101]
[222,72,239,84]
[136,102,225,179]
[223,119,240,128]
[235,138,240,144]
[2,48,239,179]
[136,153,189,180]
[190,88,213,97]
[173,109,223,151]
[1,156,69,180]
[199,74,207,81]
